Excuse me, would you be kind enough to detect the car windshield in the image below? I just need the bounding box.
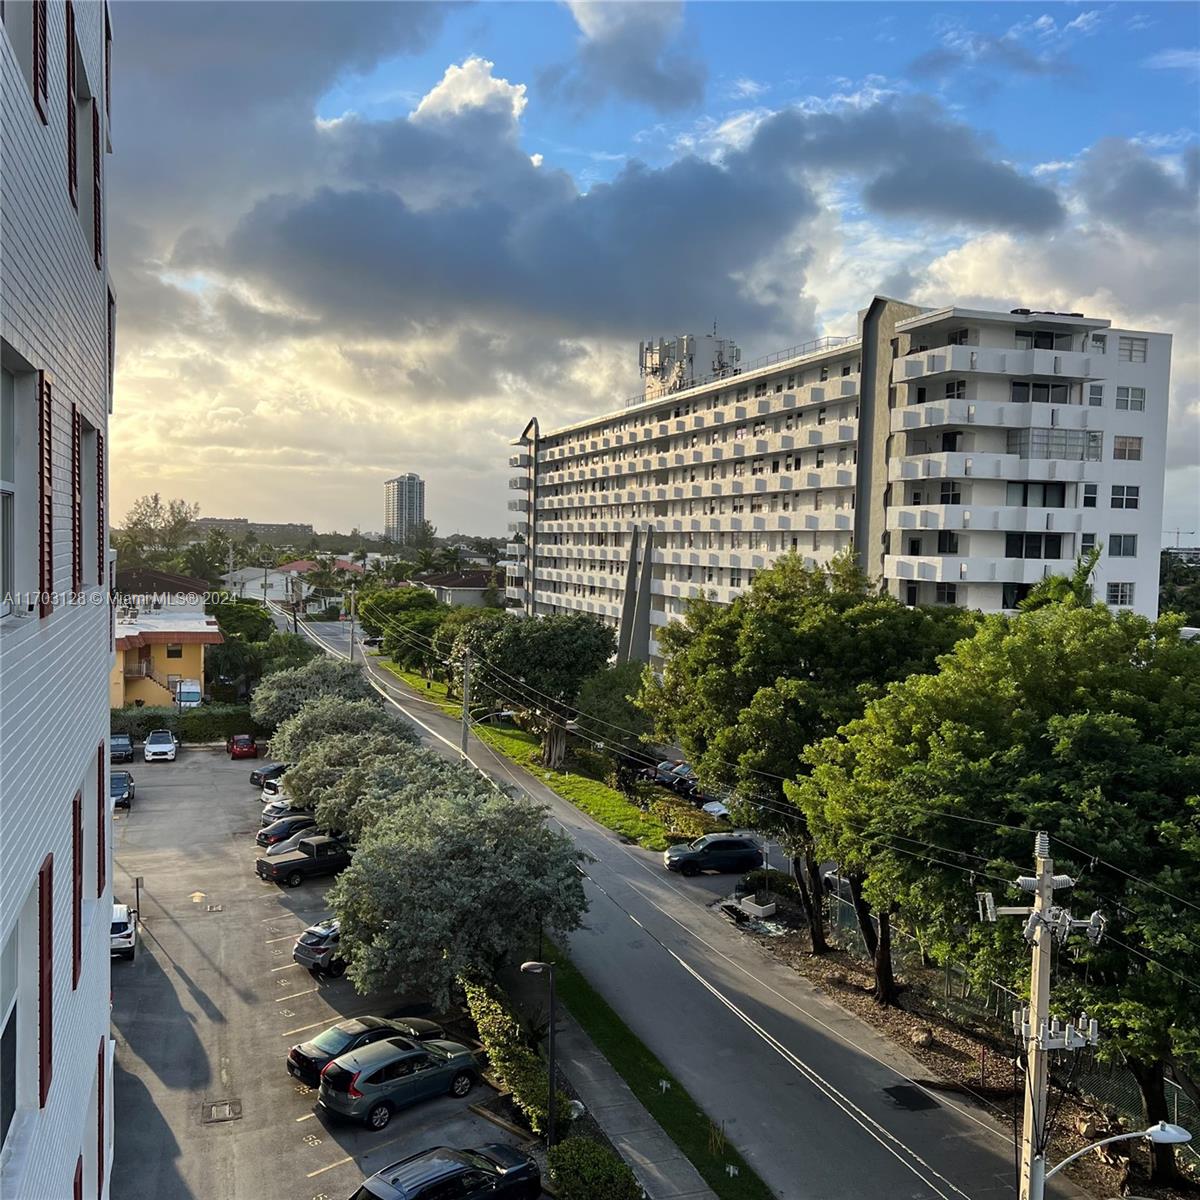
[422,1042,450,1060]
[110,921,129,935]
[112,735,130,745]
[310,1026,357,1055]
[688,836,712,851]
[147,732,171,744]
[109,775,128,792]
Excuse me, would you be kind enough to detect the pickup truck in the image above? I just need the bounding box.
[255,835,352,888]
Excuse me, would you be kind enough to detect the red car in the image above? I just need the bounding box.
[226,733,259,759]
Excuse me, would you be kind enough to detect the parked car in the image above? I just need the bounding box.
[256,835,351,887]
[110,903,138,961]
[293,917,346,976]
[261,795,312,827]
[261,777,284,798]
[250,761,289,789]
[110,733,135,763]
[348,1144,541,1200]
[256,814,317,847]
[265,828,324,857]
[226,733,258,759]
[288,1014,446,1085]
[143,729,178,762]
[361,635,383,648]
[639,759,682,786]
[667,763,699,794]
[109,770,135,810]
[664,834,762,877]
[317,1036,478,1130]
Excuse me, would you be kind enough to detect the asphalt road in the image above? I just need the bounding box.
[283,613,1086,1200]
[109,747,533,1200]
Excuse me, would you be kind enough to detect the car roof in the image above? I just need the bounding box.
[111,733,131,741]
[305,918,339,935]
[147,729,173,737]
[376,1148,470,1192]
[110,769,131,777]
[300,834,339,846]
[112,903,130,920]
[232,733,254,741]
[332,1036,416,1069]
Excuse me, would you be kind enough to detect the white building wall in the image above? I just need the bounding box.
[1,2,114,1197]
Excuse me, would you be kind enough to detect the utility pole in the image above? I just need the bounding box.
[460,650,472,757]
[347,585,357,662]
[290,574,299,633]
[977,833,1104,1200]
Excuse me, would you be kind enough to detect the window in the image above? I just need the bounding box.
[38,853,53,1107]
[1088,384,1103,407]
[1,370,13,605]
[817,407,827,425]
[1006,533,1063,559]
[1118,336,1147,362]
[91,102,102,268]
[939,481,961,505]
[729,569,741,589]
[1091,334,1107,354]
[72,794,82,989]
[1113,436,1143,461]
[1010,381,1069,404]
[1016,329,1068,351]
[1115,386,1146,412]
[1111,485,1140,510]
[1109,534,1138,557]
[1083,483,1097,508]
[1080,533,1096,553]
[945,380,965,400]
[1006,428,1102,461]
[948,328,969,346]
[165,644,183,659]
[71,405,82,595]
[905,582,919,606]
[935,583,958,604]
[815,448,825,468]
[1,925,17,1153]
[1107,581,1135,606]
[819,366,829,382]
[96,1037,105,1199]
[907,537,922,556]
[841,364,851,376]
[1006,481,1066,508]
[33,0,48,121]
[937,530,959,554]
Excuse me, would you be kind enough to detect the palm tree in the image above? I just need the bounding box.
[436,545,464,572]
[1019,545,1102,611]
[414,548,437,575]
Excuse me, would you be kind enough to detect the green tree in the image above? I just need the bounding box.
[250,655,377,728]
[436,545,464,572]
[413,548,437,575]
[329,787,588,1006]
[638,553,978,954]
[1159,550,1200,625]
[207,597,274,642]
[204,638,263,696]
[115,494,201,567]
[793,604,1199,1182]
[259,631,321,675]
[1017,545,1102,611]
[358,588,448,669]
[431,606,507,695]
[268,695,398,761]
[409,519,438,552]
[575,662,650,756]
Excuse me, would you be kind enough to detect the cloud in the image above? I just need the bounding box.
[1142,48,1200,72]
[1075,139,1199,235]
[411,56,528,124]
[541,1,706,113]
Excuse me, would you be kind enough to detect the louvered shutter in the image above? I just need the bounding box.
[71,404,82,595]
[72,793,83,988]
[96,744,106,897]
[37,372,54,617]
[97,1038,106,1197]
[96,429,105,584]
[66,1,77,205]
[38,854,54,1107]
[91,103,102,268]
[32,0,48,122]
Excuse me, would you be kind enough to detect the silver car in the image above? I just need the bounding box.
[143,729,178,762]
[293,918,345,976]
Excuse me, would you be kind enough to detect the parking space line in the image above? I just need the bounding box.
[306,1129,410,1179]
[277,986,320,1002]
[265,933,298,944]
[281,1008,377,1037]
[270,962,301,972]
[295,1113,316,1122]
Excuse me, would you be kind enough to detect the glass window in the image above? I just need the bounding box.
[1088,384,1103,407]
[945,380,965,400]
[1107,582,1135,605]
[1091,334,1107,354]
[1109,534,1138,557]
[1081,533,1096,553]
[1111,485,1140,510]
[939,481,961,505]
[1113,436,1143,461]
[1083,483,1097,508]
[935,583,958,604]
[937,530,959,554]
[1118,336,1147,362]
[948,328,969,346]
[1011,382,1030,403]
[1115,386,1146,412]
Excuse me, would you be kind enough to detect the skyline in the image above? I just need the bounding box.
[107,0,1199,536]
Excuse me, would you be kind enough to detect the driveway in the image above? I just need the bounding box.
[110,747,534,1200]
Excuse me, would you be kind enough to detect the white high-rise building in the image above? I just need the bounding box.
[384,472,425,544]
[507,299,1169,664]
[1,2,115,1196]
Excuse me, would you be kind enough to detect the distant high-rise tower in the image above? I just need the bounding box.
[384,473,426,543]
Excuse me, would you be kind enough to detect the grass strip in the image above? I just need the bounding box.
[548,943,775,1200]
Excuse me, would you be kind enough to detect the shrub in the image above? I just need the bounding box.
[269,695,399,762]
[250,656,377,728]
[547,1137,642,1200]
[110,703,264,743]
[739,868,804,904]
[647,797,725,840]
[462,981,570,1137]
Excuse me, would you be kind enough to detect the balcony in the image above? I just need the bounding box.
[884,554,1066,585]
[886,505,1083,534]
[509,451,531,469]
[508,476,529,490]
[505,543,524,558]
[888,452,1094,484]
[507,497,530,512]
[505,585,526,602]
[891,400,1095,434]
[893,345,1098,385]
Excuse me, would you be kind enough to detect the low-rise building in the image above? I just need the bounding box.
[109,607,224,708]
[416,570,497,608]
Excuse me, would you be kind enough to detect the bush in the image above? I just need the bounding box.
[250,656,377,728]
[648,796,726,840]
[547,1137,642,1200]
[110,703,264,743]
[462,981,570,1137]
[739,868,804,904]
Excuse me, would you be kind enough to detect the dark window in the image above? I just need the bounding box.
[1,992,16,1151]
[937,531,959,554]
[1083,483,1097,508]
[935,583,957,604]
[96,1038,105,1199]
[165,644,183,659]
[939,481,961,505]
[941,432,961,452]
[38,372,53,617]
[72,793,82,988]
[38,853,53,1107]
[905,583,918,606]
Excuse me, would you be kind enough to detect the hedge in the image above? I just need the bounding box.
[547,1137,642,1200]
[110,703,266,743]
[462,980,569,1137]
[648,796,727,840]
[739,868,804,904]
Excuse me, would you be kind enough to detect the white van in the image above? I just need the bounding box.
[175,679,202,709]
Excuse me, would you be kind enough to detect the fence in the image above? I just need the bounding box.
[824,891,1199,1169]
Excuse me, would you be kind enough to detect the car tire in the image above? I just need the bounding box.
[124,950,135,961]
[449,1070,474,1098]
[325,960,346,979]
[680,861,700,877]
[285,870,304,888]
[366,1102,392,1131]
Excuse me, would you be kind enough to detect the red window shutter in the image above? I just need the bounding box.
[66,1,77,206]
[72,793,83,988]
[74,1156,82,1200]
[96,744,106,897]
[106,289,115,400]
[104,6,111,118]
[96,1038,105,1198]
[37,372,54,618]
[32,0,48,122]
[91,103,102,269]
[71,404,82,595]
[96,429,105,585]
[38,853,54,1107]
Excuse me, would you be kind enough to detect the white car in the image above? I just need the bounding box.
[110,904,138,961]
[143,729,178,762]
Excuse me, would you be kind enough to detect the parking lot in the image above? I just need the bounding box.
[110,747,536,1200]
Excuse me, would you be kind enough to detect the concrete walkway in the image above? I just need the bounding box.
[505,970,718,1200]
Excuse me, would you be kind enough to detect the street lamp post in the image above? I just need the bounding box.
[1041,1123,1191,1192]
[520,960,557,1148]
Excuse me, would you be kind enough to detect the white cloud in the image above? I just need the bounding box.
[411,56,528,124]
[530,153,543,168]
[1032,159,1075,176]
[1143,48,1200,72]
[730,77,767,99]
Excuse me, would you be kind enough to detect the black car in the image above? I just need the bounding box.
[348,1145,540,1200]
[640,759,683,786]
[256,835,351,887]
[256,813,317,847]
[287,1016,446,1086]
[110,733,135,763]
[250,761,289,789]
[663,834,762,877]
[109,770,135,810]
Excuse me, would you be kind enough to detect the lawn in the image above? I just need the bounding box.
[549,944,775,1200]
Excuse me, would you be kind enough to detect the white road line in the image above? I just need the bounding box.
[276,986,319,1003]
[264,933,298,944]
[270,962,300,972]
[295,1113,316,1122]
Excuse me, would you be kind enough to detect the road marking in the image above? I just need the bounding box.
[295,1112,316,1122]
[190,891,206,903]
[276,987,319,1002]
[265,934,296,944]
[306,1129,411,1179]
[281,1008,378,1037]
[271,962,300,973]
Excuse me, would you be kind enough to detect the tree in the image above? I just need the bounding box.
[458,613,616,767]
[638,553,979,957]
[414,548,437,575]
[409,520,438,552]
[207,597,274,643]
[115,494,200,567]
[204,638,263,696]
[358,588,448,669]
[259,631,321,675]
[575,662,650,758]
[1160,550,1200,625]
[793,604,1199,1182]
[436,545,464,572]
[1018,545,1102,611]
[431,606,507,695]
[329,787,588,1007]
[250,655,378,728]
[388,559,417,584]
[269,696,399,761]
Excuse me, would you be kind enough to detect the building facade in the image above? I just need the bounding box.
[1,2,116,1197]
[383,473,425,544]
[507,299,1169,663]
[190,516,315,542]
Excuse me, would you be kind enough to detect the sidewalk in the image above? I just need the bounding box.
[504,969,718,1200]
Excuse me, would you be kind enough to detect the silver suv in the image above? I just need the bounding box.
[294,918,345,976]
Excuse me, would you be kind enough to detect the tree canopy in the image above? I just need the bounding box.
[250,656,378,728]
[113,493,199,568]
[268,695,399,762]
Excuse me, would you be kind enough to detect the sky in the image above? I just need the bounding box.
[108,0,1200,539]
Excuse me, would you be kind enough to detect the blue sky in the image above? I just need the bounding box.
[110,1,1199,535]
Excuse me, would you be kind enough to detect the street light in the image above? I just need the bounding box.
[520,960,557,1148]
[1042,1122,1192,1186]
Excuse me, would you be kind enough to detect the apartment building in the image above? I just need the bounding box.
[383,472,425,544]
[1,2,115,1197]
[507,298,1169,663]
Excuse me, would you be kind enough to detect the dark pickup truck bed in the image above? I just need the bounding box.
[255,835,351,887]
